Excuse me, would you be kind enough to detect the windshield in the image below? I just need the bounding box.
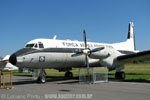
[25,42,44,48]
[25,44,35,48]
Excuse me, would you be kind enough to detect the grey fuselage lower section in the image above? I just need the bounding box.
[15,48,102,69]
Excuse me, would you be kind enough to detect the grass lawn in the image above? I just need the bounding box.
[12,63,150,82]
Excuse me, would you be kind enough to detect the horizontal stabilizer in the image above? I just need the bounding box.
[0,60,7,67]
[0,55,10,68]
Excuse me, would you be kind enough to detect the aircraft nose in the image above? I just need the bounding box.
[9,54,17,65]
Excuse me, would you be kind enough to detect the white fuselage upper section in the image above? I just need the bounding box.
[26,38,135,52]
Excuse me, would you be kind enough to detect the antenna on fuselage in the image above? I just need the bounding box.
[53,35,57,40]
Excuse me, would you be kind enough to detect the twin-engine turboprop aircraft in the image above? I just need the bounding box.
[8,22,150,83]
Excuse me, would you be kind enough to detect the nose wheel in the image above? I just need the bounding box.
[115,72,126,80]
[37,73,46,83]
[36,69,46,83]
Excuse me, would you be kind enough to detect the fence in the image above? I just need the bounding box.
[0,70,13,89]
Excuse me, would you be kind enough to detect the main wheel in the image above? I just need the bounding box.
[120,72,126,80]
[65,72,73,78]
[115,72,126,80]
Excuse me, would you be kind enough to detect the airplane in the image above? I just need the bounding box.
[0,55,18,71]
[8,22,150,83]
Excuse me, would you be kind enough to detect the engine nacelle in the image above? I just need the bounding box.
[89,49,110,59]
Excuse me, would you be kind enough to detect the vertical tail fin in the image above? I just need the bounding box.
[127,22,134,39]
[126,22,136,51]
[112,22,136,51]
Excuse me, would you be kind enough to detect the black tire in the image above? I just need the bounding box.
[120,72,126,80]
[115,72,126,80]
[115,72,120,79]
[65,72,73,78]
[37,74,46,83]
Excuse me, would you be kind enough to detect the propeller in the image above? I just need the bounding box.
[83,30,90,77]
[72,30,104,81]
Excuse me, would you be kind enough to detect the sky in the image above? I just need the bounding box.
[0,0,150,57]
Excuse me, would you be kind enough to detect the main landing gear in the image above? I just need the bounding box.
[115,71,126,80]
[65,71,73,78]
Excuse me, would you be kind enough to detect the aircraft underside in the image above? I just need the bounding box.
[16,52,116,69]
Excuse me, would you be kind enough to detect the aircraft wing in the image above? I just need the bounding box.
[116,50,150,63]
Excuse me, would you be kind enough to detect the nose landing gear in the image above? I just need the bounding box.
[37,71,46,83]
[32,69,46,83]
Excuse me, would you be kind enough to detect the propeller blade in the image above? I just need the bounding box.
[85,55,90,76]
[90,47,104,53]
[83,30,87,48]
[83,30,90,79]
[71,52,83,57]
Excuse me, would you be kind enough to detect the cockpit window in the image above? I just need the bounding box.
[39,42,44,48]
[25,44,35,48]
[25,42,44,48]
